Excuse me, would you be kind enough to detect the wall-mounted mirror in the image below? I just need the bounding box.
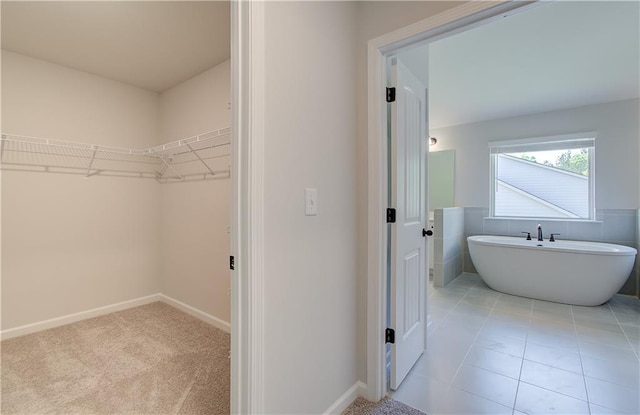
[428,149,455,212]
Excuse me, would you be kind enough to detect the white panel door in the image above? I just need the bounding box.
[389,59,427,390]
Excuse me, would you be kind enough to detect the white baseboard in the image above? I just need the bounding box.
[158,294,231,333]
[323,381,367,415]
[1,293,231,340]
[0,294,161,340]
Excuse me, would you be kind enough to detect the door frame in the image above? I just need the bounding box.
[365,0,540,401]
[231,1,266,413]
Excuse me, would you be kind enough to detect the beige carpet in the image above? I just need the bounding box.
[343,397,427,415]
[1,302,230,414]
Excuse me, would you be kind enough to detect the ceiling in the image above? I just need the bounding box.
[2,1,637,115]
[1,1,230,93]
[403,1,640,130]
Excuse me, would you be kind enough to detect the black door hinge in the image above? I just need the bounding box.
[386,208,396,223]
[386,87,396,103]
[230,256,235,270]
[385,328,395,344]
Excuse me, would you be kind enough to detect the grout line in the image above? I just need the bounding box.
[516,378,593,404]
[607,299,640,361]
[428,279,478,335]
[425,276,511,414]
[448,290,532,414]
[445,288,528,414]
[448,387,514,412]
[447,279,502,388]
[424,279,640,415]
[571,305,592,415]
[511,297,534,415]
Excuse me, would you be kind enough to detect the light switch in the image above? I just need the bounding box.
[305,188,318,216]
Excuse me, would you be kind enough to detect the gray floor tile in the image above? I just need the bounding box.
[520,360,587,401]
[392,277,640,415]
[585,376,640,414]
[515,382,590,414]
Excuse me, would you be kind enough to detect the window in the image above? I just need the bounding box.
[489,133,595,220]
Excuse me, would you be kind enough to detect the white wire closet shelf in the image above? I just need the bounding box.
[0,127,231,182]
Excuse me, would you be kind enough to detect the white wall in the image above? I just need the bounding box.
[261,2,358,413]
[1,51,232,331]
[255,2,470,410]
[430,98,640,209]
[160,61,230,141]
[159,61,231,324]
[1,51,161,329]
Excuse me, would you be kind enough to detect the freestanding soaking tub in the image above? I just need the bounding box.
[467,235,637,306]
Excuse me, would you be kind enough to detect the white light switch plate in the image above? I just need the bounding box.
[305,188,318,216]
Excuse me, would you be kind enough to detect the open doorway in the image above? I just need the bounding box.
[1,2,234,413]
[370,1,640,413]
[369,4,542,400]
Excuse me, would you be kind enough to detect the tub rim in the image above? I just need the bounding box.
[467,235,637,256]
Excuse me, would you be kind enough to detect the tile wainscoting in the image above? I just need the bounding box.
[433,208,465,288]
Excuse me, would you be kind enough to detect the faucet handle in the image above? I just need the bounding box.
[549,233,561,242]
[521,231,531,240]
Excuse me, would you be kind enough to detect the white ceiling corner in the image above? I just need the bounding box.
[1,1,230,93]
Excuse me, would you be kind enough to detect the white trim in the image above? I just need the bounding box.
[159,294,230,333]
[323,381,367,415]
[0,294,233,341]
[231,1,265,414]
[0,294,161,340]
[372,1,538,56]
[488,131,596,150]
[588,145,596,221]
[230,2,242,413]
[366,0,540,402]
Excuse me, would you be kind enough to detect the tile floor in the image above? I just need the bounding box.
[391,273,640,415]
